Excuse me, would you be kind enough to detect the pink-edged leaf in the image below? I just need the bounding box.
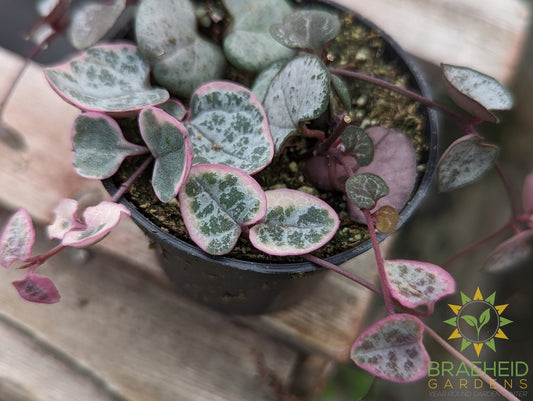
[385,259,455,310]
[179,164,267,255]
[44,44,169,116]
[139,107,193,203]
[0,209,35,268]
[72,112,149,179]
[441,64,513,123]
[351,314,429,383]
[249,189,340,256]
[47,198,85,240]
[61,202,130,247]
[483,230,533,273]
[66,0,126,50]
[12,273,60,304]
[157,99,188,121]
[522,173,533,214]
[348,127,417,223]
[438,134,499,192]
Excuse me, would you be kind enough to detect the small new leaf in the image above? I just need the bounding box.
[12,273,60,304]
[345,173,389,210]
[0,208,35,268]
[341,125,374,167]
[47,199,85,240]
[270,9,341,52]
[72,112,149,179]
[249,189,340,256]
[179,164,267,255]
[139,107,193,202]
[351,314,429,383]
[438,134,499,192]
[385,259,455,310]
[442,64,514,123]
[374,205,399,234]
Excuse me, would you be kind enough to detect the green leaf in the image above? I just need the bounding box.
[441,64,514,123]
[179,164,267,255]
[157,99,187,121]
[139,107,193,203]
[438,134,499,192]
[330,74,352,111]
[270,9,341,51]
[251,59,287,103]
[351,314,429,383]
[222,0,294,72]
[135,0,225,97]
[341,125,374,166]
[249,188,339,256]
[187,81,274,174]
[66,0,126,50]
[460,315,478,328]
[45,44,169,116]
[385,259,455,310]
[345,173,389,210]
[72,112,149,179]
[263,55,330,152]
[479,308,491,328]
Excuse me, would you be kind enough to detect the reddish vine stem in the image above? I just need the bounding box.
[328,67,476,126]
[23,243,66,269]
[424,324,520,401]
[111,155,154,202]
[363,209,395,315]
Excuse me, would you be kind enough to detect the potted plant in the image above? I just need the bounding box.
[1,0,523,397]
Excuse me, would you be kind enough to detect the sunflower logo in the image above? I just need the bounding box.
[444,287,513,356]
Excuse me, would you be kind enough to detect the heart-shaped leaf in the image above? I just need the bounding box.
[72,112,149,179]
[47,199,85,240]
[61,201,130,247]
[270,9,341,52]
[251,59,286,103]
[135,0,225,97]
[139,107,193,202]
[66,0,126,50]
[442,64,514,123]
[12,273,61,304]
[351,314,429,383]
[263,55,330,152]
[483,230,533,273]
[45,44,169,116]
[345,173,389,210]
[347,127,417,223]
[374,205,399,234]
[438,134,499,192]
[385,259,455,310]
[249,188,340,256]
[0,208,35,268]
[522,173,533,214]
[222,0,294,72]
[187,81,274,174]
[157,99,187,121]
[341,125,374,167]
[179,164,267,255]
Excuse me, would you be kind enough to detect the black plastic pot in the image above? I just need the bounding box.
[104,1,439,315]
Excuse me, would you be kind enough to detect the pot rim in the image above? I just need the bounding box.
[103,2,439,276]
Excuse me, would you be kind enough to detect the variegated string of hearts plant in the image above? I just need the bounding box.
[0,1,528,399]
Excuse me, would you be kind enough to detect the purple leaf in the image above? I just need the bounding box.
[348,127,416,223]
[441,64,513,123]
[0,208,35,268]
[12,273,60,304]
[385,259,455,310]
[61,201,130,247]
[351,314,429,383]
[437,134,499,192]
[483,230,533,273]
[522,173,533,215]
[47,198,85,240]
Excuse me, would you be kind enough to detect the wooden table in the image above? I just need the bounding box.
[0,1,529,400]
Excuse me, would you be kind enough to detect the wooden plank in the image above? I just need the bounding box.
[336,0,530,83]
[0,210,299,401]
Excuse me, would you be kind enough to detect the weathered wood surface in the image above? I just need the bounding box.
[339,0,531,83]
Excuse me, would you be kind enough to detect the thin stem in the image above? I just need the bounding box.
[302,254,381,295]
[494,161,520,229]
[328,67,473,125]
[111,156,154,202]
[363,209,395,315]
[315,114,351,156]
[424,324,520,401]
[23,244,66,268]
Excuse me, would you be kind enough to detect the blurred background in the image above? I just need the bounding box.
[0,1,532,400]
